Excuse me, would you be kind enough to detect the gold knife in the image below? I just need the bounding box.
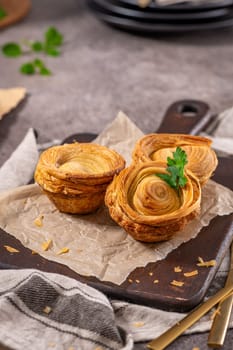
[147,283,233,350]
[208,243,233,347]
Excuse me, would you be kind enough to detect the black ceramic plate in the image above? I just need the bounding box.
[118,0,233,11]
[93,0,230,21]
[89,0,233,32]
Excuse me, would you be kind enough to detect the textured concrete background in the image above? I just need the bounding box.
[0,0,233,349]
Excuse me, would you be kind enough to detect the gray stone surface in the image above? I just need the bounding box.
[0,0,233,349]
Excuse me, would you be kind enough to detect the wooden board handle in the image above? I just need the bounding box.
[157,100,211,135]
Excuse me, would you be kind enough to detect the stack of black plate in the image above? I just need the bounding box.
[88,0,233,33]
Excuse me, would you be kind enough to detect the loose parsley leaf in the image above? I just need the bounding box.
[156,147,188,190]
[44,46,60,57]
[45,27,63,47]
[0,7,7,20]
[20,62,35,75]
[39,66,51,76]
[20,58,52,75]
[31,41,43,52]
[2,26,63,75]
[2,43,22,57]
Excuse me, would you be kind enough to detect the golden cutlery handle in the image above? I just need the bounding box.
[147,284,233,350]
[208,246,233,348]
[208,293,233,347]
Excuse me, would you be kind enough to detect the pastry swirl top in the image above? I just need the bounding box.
[35,143,125,195]
[105,161,201,242]
[132,133,218,185]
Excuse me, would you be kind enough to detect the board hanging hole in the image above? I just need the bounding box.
[179,104,198,118]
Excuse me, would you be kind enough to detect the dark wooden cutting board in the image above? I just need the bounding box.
[1,100,233,312]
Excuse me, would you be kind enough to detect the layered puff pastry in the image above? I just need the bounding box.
[105,161,201,242]
[132,134,218,186]
[34,143,125,214]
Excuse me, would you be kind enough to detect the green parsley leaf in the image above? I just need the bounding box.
[39,67,51,75]
[33,58,52,75]
[20,62,35,75]
[2,43,22,57]
[45,27,63,47]
[33,58,44,68]
[20,58,52,76]
[44,46,60,57]
[31,41,43,52]
[0,7,7,20]
[156,147,188,190]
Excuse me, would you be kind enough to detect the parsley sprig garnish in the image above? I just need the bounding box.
[1,27,63,75]
[156,147,188,190]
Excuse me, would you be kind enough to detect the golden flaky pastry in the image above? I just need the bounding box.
[105,161,201,242]
[34,143,125,214]
[132,134,218,185]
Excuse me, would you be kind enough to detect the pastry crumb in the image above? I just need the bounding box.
[174,266,182,273]
[135,279,140,284]
[34,214,44,227]
[171,280,184,287]
[57,247,69,255]
[197,256,216,267]
[47,342,56,347]
[133,321,145,327]
[42,239,52,251]
[184,270,198,277]
[3,245,20,253]
[153,279,159,284]
[128,278,133,283]
[192,347,200,350]
[43,306,52,314]
[31,250,38,255]
[210,306,221,320]
[148,272,153,276]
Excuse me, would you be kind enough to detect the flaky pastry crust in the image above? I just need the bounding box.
[35,143,125,214]
[132,133,218,185]
[105,161,201,242]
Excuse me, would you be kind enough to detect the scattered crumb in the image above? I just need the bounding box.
[43,306,52,314]
[133,322,145,328]
[42,239,52,251]
[48,342,56,348]
[153,279,159,284]
[56,247,69,255]
[67,347,75,350]
[34,214,44,227]
[95,347,103,350]
[148,272,153,276]
[192,347,200,350]
[170,280,184,287]
[184,270,199,277]
[197,257,216,267]
[135,279,140,284]
[31,250,38,255]
[174,266,182,273]
[3,245,20,253]
[210,306,221,320]
[128,278,133,283]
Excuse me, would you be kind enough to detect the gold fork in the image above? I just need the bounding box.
[208,243,233,347]
[147,283,233,350]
